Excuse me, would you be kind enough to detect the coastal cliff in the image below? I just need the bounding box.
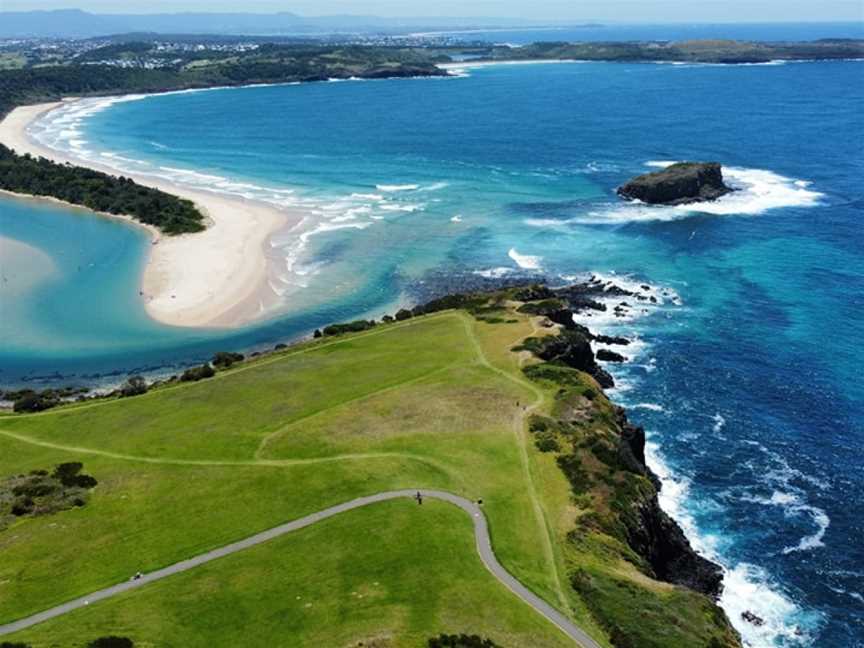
[513,283,740,647]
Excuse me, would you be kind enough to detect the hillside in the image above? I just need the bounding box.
[0,291,739,647]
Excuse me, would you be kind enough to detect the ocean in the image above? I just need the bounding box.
[1,40,863,647]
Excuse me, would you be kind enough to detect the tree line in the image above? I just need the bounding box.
[0,144,205,234]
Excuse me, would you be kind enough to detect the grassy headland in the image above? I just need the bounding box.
[0,291,740,647]
[448,38,864,65]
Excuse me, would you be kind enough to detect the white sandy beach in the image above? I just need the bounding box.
[0,101,301,328]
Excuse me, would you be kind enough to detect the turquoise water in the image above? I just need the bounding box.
[2,56,863,646]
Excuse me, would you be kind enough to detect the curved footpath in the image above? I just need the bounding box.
[0,489,601,647]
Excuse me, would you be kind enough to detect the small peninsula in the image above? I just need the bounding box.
[0,144,204,234]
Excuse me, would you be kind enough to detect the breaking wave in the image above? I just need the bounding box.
[507,248,543,270]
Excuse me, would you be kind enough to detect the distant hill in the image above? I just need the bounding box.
[0,9,540,38]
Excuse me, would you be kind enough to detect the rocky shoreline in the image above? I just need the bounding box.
[514,280,727,599]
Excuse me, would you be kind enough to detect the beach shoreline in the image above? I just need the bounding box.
[0,100,301,329]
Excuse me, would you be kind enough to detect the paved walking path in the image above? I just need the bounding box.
[0,489,601,647]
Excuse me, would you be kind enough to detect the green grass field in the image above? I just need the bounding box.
[0,311,613,647]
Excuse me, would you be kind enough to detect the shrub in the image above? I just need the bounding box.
[395,308,413,321]
[557,454,592,494]
[275,343,288,350]
[0,641,33,648]
[516,298,565,315]
[512,284,554,301]
[180,364,215,382]
[427,635,501,648]
[13,392,58,413]
[119,375,148,398]
[322,320,376,336]
[212,351,244,368]
[10,497,35,516]
[313,329,322,338]
[52,462,84,485]
[51,462,98,489]
[87,637,134,648]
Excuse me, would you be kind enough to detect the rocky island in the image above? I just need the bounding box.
[617,161,734,205]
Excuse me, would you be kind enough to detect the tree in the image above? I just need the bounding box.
[180,364,216,382]
[211,351,244,369]
[119,375,148,397]
[12,392,58,413]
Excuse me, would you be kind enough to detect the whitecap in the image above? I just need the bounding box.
[646,442,817,646]
[713,413,726,433]
[376,184,419,192]
[473,267,515,279]
[630,402,665,412]
[379,203,424,213]
[450,215,463,223]
[574,162,825,224]
[508,248,542,270]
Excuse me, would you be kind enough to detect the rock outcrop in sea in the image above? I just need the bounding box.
[617,162,733,205]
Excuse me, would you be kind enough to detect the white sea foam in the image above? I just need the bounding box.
[528,162,825,226]
[631,402,666,412]
[712,413,726,433]
[450,215,463,223]
[376,184,419,192]
[473,267,516,279]
[646,442,817,647]
[379,203,424,213]
[350,193,384,201]
[507,248,543,270]
[739,483,830,555]
[421,181,449,192]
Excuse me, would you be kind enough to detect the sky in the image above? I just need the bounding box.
[3,0,864,23]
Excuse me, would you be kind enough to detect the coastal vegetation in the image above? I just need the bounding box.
[0,45,447,120]
[1,462,97,530]
[465,38,864,65]
[0,295,739,647]
[0,144,205,234]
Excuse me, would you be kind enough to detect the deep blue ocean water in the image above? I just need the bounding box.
[1,41,863,647]
[422,21,864,45]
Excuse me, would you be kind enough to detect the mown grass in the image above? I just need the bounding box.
[10,500,574,648]
[0,311,601,647]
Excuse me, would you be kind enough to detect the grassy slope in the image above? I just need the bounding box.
[0,311,607,647]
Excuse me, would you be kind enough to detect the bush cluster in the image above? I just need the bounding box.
[4,385,90,413]
[1,463,98,528]
[212,351,245,368]
[427,635,501,648]
[87,637,134,648]
[322,320,377,336]
[119,375,148,398]
[180,364,215,382]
